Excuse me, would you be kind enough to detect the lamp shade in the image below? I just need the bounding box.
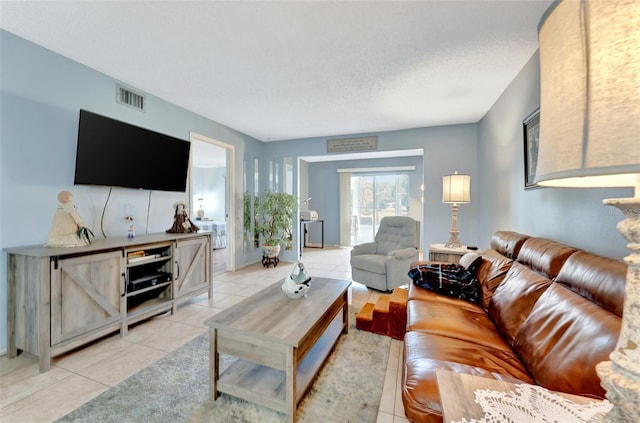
[442,172,471,204]
[535,0,640,188]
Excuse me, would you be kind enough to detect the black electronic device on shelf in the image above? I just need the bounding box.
[128,272,172,293]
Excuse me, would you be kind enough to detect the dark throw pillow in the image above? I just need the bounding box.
[459,252,483,274]
[408,263,481,305]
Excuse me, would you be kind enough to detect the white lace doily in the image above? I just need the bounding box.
[453,383,612,423]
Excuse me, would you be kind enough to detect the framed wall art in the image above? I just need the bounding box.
[523,108,540,189]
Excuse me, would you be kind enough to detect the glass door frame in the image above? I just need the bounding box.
[351,172,410,245]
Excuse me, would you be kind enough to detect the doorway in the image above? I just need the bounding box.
[190,132,235,274]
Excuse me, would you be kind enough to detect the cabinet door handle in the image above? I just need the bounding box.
[121,273,126,297]
[175,261,180,280]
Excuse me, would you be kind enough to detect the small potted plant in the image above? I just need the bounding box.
[256,190,298,258]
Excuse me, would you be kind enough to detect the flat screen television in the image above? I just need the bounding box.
[74,110,191,192]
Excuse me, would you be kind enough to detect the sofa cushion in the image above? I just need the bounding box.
[476,249,514,309]
[375,216,420,255]
[488,262,553,345]
[490,231,530,259]
[516,237,577,279]
[403,331,534,422]
[513,283,620,398]
[554,250,627,317]
[459,252,482,273]
[408,263,481,305]
[406,297,511,351]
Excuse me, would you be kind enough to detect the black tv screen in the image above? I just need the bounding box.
[74,110,191,192]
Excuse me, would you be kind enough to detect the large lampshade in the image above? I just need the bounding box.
[537,1,640,421]
[536,0,640,188]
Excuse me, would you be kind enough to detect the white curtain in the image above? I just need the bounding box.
[339,172,351,247]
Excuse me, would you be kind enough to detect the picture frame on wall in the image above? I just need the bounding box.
[523,108,540,189]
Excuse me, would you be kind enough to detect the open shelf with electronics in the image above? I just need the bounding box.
[125,242,173,319]
[5,232,212,372]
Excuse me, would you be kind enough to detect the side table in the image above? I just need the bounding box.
[436,369,609,423]
[428,243,478,264]
[300,220,324,257]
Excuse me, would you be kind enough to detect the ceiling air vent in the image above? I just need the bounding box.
[116,84,145,111]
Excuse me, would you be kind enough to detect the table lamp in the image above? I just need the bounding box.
[197,197,205,220]
[442,172,471,248]
[537,1,640,420]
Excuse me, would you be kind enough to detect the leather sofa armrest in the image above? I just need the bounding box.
[351,242,378,256]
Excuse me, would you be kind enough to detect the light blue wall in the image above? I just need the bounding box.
[477,52,631,258]
[0,30,264,352]
[270,124,480,253]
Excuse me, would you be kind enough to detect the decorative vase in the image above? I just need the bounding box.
[281,261,312,299]
[262,244,281,258]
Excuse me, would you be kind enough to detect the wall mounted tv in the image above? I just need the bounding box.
[74,110,191,192]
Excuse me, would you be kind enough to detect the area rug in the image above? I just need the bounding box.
[56,316,391,423]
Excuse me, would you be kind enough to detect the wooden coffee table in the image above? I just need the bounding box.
[205,277,351,423]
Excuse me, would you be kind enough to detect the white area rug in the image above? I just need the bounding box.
[56,317,391,423]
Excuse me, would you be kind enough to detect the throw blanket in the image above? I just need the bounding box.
[408,263,481,305]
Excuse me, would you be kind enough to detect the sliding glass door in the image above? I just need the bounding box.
[351,173,409,245]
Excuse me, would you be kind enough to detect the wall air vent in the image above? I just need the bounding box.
[116,84,145,111]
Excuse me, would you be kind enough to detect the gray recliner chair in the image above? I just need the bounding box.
[350,216,420,292]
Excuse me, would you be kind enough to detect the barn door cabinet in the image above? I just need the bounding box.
[173,236,210,303]
[5,232,212,372]
[51,250,124,346]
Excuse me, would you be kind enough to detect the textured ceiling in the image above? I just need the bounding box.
[0,0,553,142]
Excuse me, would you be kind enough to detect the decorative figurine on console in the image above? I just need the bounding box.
[125,215,135,239]
[166,202,200,234]
[45,190,94,247]
[281,261,312,299]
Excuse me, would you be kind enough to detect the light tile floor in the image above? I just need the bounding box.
[0,246,408,423]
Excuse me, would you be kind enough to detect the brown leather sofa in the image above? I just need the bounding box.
[402,231,627,422]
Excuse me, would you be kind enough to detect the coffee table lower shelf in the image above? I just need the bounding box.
[217,319,343,413]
